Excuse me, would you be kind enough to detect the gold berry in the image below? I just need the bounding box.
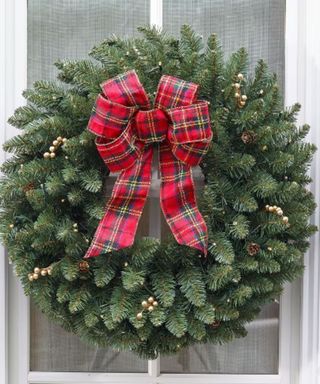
[283,216,289,224]
[57,136,63,142]
[237,73,244,80]
[240,101,246,106]
[32,273,39,280]
[49,146,55,152]
[148,306,154,312]
[267,246,273,251]
[148,296,154,304]
[53,140,59,146]
[141,300,148,308]
[50,152,56,159]
[62,138,67,144]
[43,152,50,159]
[9,224,14,229]
[153,301,158,307]
[34,267,41,274]
[234,83,240,89]
[136,312,143,320]
[234,92,240,98]
[47,267,52,275]
[28,275,34,282]
[41,269,47,276]
[241,95,247,101]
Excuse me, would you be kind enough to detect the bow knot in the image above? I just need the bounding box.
[85,70,212,258]
[135,108,168,143]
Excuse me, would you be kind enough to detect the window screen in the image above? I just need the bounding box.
[163,0,285,91]
[160,0,285,374]
[28,0,149,372]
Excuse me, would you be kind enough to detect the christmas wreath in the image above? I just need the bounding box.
[0,26,317,358]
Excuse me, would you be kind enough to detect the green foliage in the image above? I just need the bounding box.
[209,233,235,264]
[122,267,145,291]
[207,264,236,291]
[110,286,132,323]
[151,270,176,308]
[0,26,316,359]
[166,304,188,338]
[194,304,217,324]
[130,237,159,267]
[177,266,206,306]
[93,263,116,288]
[188,318,206,340]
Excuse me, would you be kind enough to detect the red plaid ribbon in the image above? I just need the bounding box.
[84,70,212,258]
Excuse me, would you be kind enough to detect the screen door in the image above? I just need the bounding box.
[27,0,286,379]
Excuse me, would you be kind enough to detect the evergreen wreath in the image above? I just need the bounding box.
[0,26,317,359]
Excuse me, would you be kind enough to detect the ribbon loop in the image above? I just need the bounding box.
[101,70,150,109]
[168,101,212,166]
[155,75,199,109]
[84,70,212,259]
[88,95,139,173]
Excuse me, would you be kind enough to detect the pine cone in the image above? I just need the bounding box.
[247,242,260,256]
[23,182,35,192]
[211,320,221,329]
[241,130,257,144]
[79,260,90,272]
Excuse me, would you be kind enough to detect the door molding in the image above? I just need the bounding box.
[293,1,320,384]
[1,1,318,383]
[0,0,8,382]
[0,1,29,384]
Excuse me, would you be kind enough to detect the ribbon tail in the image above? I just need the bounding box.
[159,141,208,255]
[84,146,153,258]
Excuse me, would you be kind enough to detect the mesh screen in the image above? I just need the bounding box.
[161,0,284,374]
[28,0,149,372]
[163,0,285,91]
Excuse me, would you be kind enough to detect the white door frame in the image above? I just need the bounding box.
[1,2,29,384]
[1,1,319,383]
[294,1,320,384]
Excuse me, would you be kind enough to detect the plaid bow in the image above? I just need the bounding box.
[84,70,212,258]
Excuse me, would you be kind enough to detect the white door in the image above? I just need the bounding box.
[1,1,320,383]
